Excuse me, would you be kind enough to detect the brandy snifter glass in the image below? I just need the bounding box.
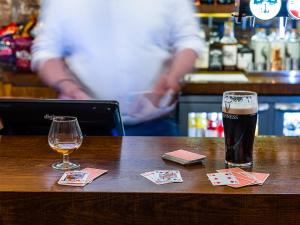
[48,116,83,170]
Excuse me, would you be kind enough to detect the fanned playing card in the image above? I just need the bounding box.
[241,172,270,185]
[216,168,270,188]
[58,168,108,187]
[207,172,239,186]
[82,168,108,183]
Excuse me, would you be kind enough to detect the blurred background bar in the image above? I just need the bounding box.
[0,0,300,136]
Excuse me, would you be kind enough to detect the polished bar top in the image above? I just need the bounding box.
[1,136,300,225]
[0,135,299,193]
[183,71,300,95]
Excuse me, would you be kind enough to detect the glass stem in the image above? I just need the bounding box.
[63,154,69,164]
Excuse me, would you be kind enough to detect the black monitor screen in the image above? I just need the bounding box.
[0,99,124,136]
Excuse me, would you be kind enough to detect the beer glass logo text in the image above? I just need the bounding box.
[223,113,238,120]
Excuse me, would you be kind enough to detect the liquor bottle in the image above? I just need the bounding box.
[195,42,209,70]
[216,113,224,138]
[237,39,254,71]
[195,29,209,70]
[206,113,218,137]
[194,0,201,6]
[208,29,223,71]
[217,0,226,4]
[220,21,238,71]
[251,28,269,71]
[286,29,300,70]
[188,113,196,137]
[268,28,285,71]
[225,0,235,3]
[271,49,282,71]
[217,0,234,4]
[200,0,214,4]
[195,113,206,137]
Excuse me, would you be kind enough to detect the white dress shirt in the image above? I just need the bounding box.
[32,0,203,125]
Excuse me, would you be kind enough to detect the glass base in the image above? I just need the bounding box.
[225,160,253,168]
[52,161,80,170]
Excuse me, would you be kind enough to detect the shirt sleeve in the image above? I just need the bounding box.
[169,0,204,56]
[31,0,66,71]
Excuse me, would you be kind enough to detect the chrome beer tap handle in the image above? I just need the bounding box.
[249,16,256,27]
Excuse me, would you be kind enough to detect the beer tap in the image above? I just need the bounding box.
[278,16,288,39]
[248,16,256,27]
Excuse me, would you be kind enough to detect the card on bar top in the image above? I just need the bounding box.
[82,168,108,183]
[207,172,239,186]
[58,171,89,186]
[215,168,270,188]
[141,170,183,185]
[162,149,206,165]
[58,168,108,187]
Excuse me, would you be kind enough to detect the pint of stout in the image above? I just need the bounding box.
[222,91,258,167]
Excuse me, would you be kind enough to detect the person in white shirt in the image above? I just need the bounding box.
[32,0,203,136]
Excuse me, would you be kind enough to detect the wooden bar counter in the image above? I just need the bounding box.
[0,136,300,225]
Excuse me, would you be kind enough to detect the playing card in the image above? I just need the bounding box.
[142,171,173,185]
[207,172,239,186]
[82,168,108,183]
[162,149,206,165]
[226,175,256,188]
[141,171,158,183]
[155,170,183,184]
[141,170,183,185]
[241,172,270,185]
[164,150,206,161]
[217,168,245,174]
[58,171,89,186]
[217,168,256,187]
[216,168,269,188]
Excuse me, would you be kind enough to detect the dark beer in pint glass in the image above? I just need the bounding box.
[222,91,258,167]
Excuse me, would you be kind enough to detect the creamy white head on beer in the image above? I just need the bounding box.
[222,91,258,115]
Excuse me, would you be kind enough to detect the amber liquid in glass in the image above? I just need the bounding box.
[50,143,79,155]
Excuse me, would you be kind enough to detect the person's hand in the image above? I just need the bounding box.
[152,74,182,95]
[56,79,92,100]
[59,89,91,100]
[150,74,181,107]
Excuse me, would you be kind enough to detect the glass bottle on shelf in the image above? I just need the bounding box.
[286,29,300,70]
[268,28,285,71]
[195,43,209,70]
[251,28,269,71]
[0,0,12,27]
[188,113,196,137]
[217,0,226,4]
[200,0,214,4]
[217,0,234,4]
[237,39,254,71]
[195,113,206,137]
[209,29,223,71]
[271,49,282,71]
[206,113,218,137]
[195,28,209,70]
[194,0,201,6]
[220,20,238,71]
[216,113,224,138]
